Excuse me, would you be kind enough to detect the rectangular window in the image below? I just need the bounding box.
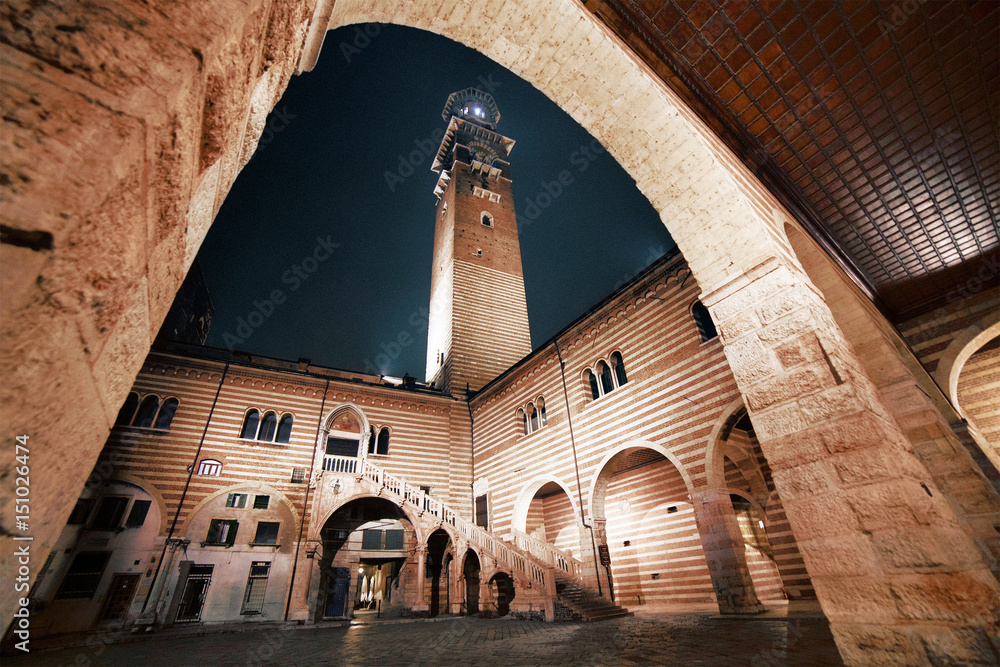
[475,494,489,529]
[124,500,152,528]
[197,460,221,476]
[290,467,307,484]
[56,551,110,599]
[226,493,248,508]
[241,562,271,615]
[67,498,95,525]
[253,495,270,510]
[253,521,280,545]
[361,529,382,550]
[91,497,129,531]
[205,519,239,546]
[325,437,359,457]
[384,529,404,550]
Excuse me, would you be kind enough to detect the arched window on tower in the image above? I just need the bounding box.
[481,212,494,227]
[116,392,139,427]
[240,410,260,439]
[692,301,718,342]
[258,412,277,442]
[135,396,160,428]
[610,352,628,388]
[538,397,547,427]
[376,427,390,456]
[154,398,179,430]
[276,414,293,443]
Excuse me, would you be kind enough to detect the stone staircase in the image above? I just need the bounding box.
[554,574,633,622]
[340,456,623,621]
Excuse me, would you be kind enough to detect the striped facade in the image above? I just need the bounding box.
[29,250,817,633]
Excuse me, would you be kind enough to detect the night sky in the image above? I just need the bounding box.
[198,24,673,379]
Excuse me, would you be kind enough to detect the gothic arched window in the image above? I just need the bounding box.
[584,369,600,400]
[154,398,179,430]
[135,396,160,428]
[240,410,260,439]
[610,352,628,388]
[258,412,278,442]
[116,392,139,426]
[376,427,390,456]
[276,414,293,443]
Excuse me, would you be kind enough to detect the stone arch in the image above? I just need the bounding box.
[320,403,373,456]
[933,315,1000,415]
[587,439,694,523]
[316,492,426,547]
[510,475,579,534]
[704,397,750,491]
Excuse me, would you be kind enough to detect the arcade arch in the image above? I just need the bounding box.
[512,477,582,560]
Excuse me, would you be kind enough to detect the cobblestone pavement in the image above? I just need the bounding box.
[6,612,843,666]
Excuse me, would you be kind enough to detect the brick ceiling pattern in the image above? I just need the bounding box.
[590,0,999,320]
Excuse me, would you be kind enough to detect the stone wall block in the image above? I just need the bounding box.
[744,365,838,412]
[717,309,760,343]
[705,265,797,323]
[796,534,879,578]
[921,626,1000,666]
[832,447,919,487]
[750,402,808,442]
[798,384,867,426]
[779,491,861,541]
[773,332,826,370]
[811,578,904,625]
[872,526,983,572]
[769,460,833,500]
[91,277,152,424]
[757,306,824,345]
[830,624,927,667]
[846,480,937,533]
[820,411,900,454]
[723,335,776,387]
[890,572,1000,626]
[761,430,827,469]
[756,286,811,325]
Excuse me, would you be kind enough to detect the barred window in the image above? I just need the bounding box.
[56,552,110,599]
[241,562,271,615]
[290,467,307,484]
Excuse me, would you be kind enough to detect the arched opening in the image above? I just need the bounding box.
[462,550,481,615]
[488,573,515,617]
[426,528,452,617]
[519,481,580,560]
[591,446,712,607]
[316,497,414,621]
[709,406,815,601]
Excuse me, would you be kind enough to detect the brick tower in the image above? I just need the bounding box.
[425,88,532,395]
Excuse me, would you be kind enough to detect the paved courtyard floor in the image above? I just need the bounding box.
[5,606,844,666]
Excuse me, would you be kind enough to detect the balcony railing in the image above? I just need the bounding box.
[323,454,357,474]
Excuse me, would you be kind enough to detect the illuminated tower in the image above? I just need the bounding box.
[425,88,532,395]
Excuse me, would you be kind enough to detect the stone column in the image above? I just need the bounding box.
[704,258,1000,664]
[414,545,427,611]
[691,488,765,614]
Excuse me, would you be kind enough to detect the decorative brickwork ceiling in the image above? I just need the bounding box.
[585,0,999,321]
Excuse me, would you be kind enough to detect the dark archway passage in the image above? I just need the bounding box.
[427,529,451,617]
[462,551,481,615]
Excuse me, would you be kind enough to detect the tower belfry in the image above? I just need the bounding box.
[425,88,532,394]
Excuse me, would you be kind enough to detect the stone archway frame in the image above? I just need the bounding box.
[933,314,1000,417]
[316,492,427,548]
[703,397,748,492]
[318,403,373,460]
[510,475,581,535]
[586,439,695,523]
